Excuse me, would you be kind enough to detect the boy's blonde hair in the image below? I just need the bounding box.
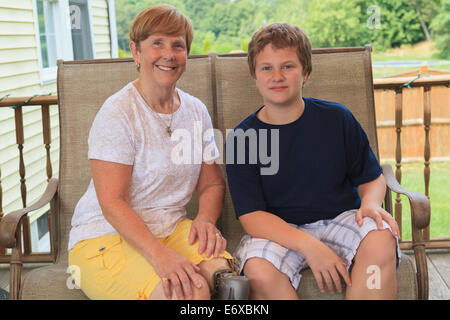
[129,4,194,54]
[247,22,312,78]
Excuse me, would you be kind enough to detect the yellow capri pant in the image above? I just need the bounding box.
[68,219,233,300]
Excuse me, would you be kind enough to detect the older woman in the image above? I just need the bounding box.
[68,5,236,300]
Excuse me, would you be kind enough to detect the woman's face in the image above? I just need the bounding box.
[131,33,188,88]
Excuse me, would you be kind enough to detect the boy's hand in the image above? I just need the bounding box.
[355,205,400,237]
[302,238,352,294]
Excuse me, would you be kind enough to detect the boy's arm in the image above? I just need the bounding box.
[239,210,316,254]
[356,174,400,237]
[239,210,352,293]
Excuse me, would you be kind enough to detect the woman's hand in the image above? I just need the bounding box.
[149,245,204,300]
[302,238,352,294]
[188,217,227,258]
[355,204,400,237]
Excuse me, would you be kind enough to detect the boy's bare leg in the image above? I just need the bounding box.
[345,229,397,299]
[149,275,210,300]
[243,257,299,300]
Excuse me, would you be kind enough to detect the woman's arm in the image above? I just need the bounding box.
[189,161,227,258]
[90,159,163,260]
[90,159,203,299]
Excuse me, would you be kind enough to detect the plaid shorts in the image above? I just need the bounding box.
[233,209,402,290]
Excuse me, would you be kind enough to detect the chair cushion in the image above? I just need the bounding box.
[20,254,416,300]
[20,263,88,300]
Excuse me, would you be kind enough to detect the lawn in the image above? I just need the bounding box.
[371,41,450,78]
[381,160,450,240]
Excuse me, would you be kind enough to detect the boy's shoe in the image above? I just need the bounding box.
[213,269,250,300]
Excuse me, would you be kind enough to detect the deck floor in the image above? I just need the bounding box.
[0,249,449,300]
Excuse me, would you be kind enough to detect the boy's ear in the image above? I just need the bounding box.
[302,72,309,86]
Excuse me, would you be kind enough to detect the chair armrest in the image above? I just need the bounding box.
[381,164,430,229]
[0,178,58,248]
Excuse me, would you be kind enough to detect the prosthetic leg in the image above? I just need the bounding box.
[213,269,250,300]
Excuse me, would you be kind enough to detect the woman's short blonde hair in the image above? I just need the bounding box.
[129,4,194,53]
[247,22,312,79]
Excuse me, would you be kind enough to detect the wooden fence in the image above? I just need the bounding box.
[375,75,450,162]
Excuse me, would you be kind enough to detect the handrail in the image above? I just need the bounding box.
[0,96,58,108]
[374,74,450,88]
[0,95,58,262]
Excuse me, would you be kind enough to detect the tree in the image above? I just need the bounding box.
[412,0,430,40]
[430,0,450,58]
[356,0,426,51]
[303,0,365,48]
[114,0,439,55]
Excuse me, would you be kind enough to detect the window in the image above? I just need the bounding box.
[37,211,49,240]
[35,0,58,83]
[36,0,57,69]
[34,0,96,83]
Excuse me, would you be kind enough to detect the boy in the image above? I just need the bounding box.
[225,23,401,299]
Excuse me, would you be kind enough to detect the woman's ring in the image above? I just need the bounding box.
[215,232,222,238]
[161,277,169,282]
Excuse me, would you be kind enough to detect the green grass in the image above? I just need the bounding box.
[371,41,450,78]
[381,161,450,240]
[372,41,443,61]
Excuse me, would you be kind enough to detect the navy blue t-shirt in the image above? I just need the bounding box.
[225,97,382,225]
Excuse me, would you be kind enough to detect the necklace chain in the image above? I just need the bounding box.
[138,82,175,136]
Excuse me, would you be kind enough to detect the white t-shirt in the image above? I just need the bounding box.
[68,82,220,250]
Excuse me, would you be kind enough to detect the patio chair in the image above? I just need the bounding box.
[0,46,429,299]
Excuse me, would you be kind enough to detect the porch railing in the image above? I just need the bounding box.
[0,75,449,263]
[0,95,57,263]
[374,74,450,250]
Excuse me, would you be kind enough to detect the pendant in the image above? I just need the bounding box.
[167,127,172,136]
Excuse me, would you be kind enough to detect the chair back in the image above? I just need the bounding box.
[55,47,378,260]
[56,56,214,261]
[214,47,379,250]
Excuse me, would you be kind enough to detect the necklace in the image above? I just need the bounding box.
[138,83,176,136]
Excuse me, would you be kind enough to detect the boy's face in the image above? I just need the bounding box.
[254,44,308,108]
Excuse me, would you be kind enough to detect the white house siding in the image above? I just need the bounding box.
[91,0,111,59]
[0,0,114,252]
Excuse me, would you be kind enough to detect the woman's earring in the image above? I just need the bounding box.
[136,62,140,72]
